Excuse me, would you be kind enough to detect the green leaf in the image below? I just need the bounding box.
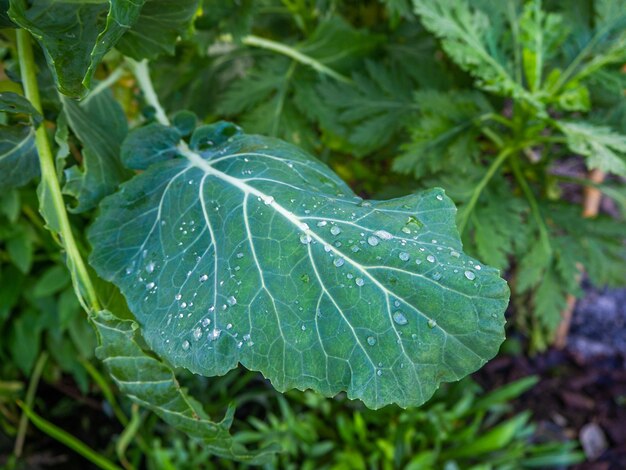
[8,0,145,98]
[519,0,567,93]
[6,224,34,273]
[558,121,626,176]
[61,89,130,212]
[0,91,42,127]
[0,92,41,188]
[413,0,540,109]
[88,123,509,409]
[393,90,490,178]
[116,0,199,60]
[318,61,418,156]
[33,265,71,298]
[0,124,39,189]
[92,309,278,463]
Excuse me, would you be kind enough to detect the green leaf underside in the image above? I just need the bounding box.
[61,90,130,213]
[8,0,144,97]
[89,126,509,409]
[115,0,199,60]
[0,125,39,189]
[0,92,41,188]
[92,310,278,463]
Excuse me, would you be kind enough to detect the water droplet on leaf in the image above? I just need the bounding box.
[393,311,408,325]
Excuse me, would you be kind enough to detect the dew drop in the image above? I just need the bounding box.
[182,340,190,350]
[399,252,410,261]
[436,194,443,201]
[181,302,187,308]
[401,226,411,234]
[367,336,376,346]
[226,296,237,306]
[355,277,364,287]
[330,225,342,236]
[450,250,461,258]
[333,258,345,267]
[377,369,382,376]
[367,236,380,246]
[427,319,437,329]
[262,196,274,205]
[145,282,155,290]
[426,255,436,263]
[193,327,202,341]
[374,230,393,240]
[432,272,442,281]
[146,261,155,273]
[236,252,244,259]
[393,311,408,325]
[202,318,211,327]
[464,270,476,280]
[301,325,306,331]
[475,265,482,270]
[300,233,312,244]
[208,328,221,341]
[316,220,328,227]
[175,294,182,301]
[199,274,208,282]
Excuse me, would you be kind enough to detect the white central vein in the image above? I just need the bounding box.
[178,145,463,363]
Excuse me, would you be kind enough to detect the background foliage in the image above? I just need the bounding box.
[1,0,624,467]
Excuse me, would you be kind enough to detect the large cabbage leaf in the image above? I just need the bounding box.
[89,122,508,409]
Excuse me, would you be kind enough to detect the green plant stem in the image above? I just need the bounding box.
[13,352,48,458]
[116,405,143,470]
[222,34,352,84]
[17,401,123,470]
[548,19,617,95]
[510,155,552,256]
[80,359,128,427]
[458,147,514,235]
[16,29,100,312]
[478,112,514,129]
[128,59,170,127]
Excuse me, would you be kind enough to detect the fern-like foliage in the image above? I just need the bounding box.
[393,90,492,178]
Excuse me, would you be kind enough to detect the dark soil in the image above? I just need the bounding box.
[476,284,626,470]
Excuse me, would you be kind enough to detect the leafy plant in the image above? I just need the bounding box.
[301,0,626,350]
[0,0,525,466]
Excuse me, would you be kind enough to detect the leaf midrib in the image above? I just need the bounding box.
[178,143,487,365]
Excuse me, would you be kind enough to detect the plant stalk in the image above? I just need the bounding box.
[16,29,100,312]
[13,352,48,458]
[457,147,514,235]
[220,34,353,84]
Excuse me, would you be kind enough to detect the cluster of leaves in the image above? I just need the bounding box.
[0,0,618,467]
[188,0,626,350]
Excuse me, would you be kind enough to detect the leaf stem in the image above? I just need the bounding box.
[457,147,514,235]
[13,352,48,458]
[227,34,353,84]
[17,401,123,470]
[127,59,170,127]
[510,155,553,256]
[16,29,100,312]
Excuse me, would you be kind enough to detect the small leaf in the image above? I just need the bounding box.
[61,89,130,212]
[92,309,278,463]
[0,92,41,189]
[558,121,626,176]
[89,124,509,409]
[0,92,42,127]
[0,125,39,189]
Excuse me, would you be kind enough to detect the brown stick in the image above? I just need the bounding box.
[554,169,606,349]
